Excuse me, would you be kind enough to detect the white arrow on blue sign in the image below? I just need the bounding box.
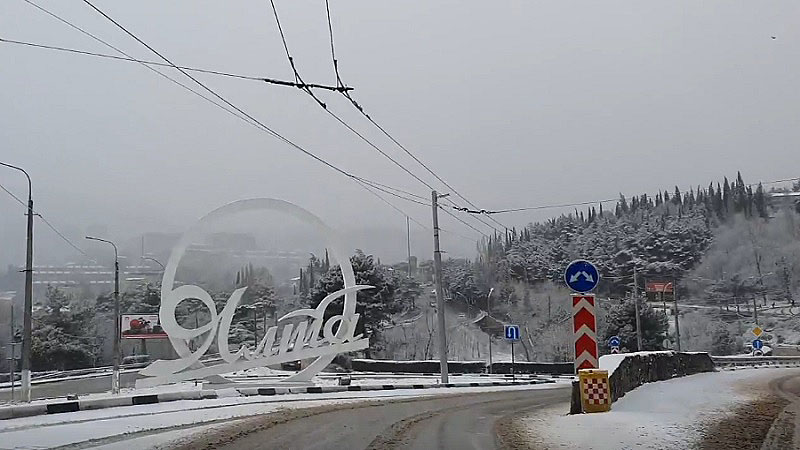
[608,335,621,348]
[752,339,763,350]
[564,260,600,293]
[505,324,521,341]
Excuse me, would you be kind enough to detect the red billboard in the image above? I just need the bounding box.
[645,281,673,293]
[121,314,168,339]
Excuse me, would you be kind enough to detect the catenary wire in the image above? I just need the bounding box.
[76,0,470,241]
[26,0,425,210]
[0,37,351,92]
[480,175,800,215]
[21,0,269,132]
[27,0,459,241]
[320,0,507,233]
[76,0,381,192]
[0,182,90,257]
[265,2,445,195]
[268,0,499,237]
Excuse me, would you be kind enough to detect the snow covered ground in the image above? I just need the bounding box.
[519,367,800,449]
[0,381,570,449]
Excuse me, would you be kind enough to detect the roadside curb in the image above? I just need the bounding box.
[0,389,218,420]
[0,379,556,420]
[234,379,556,397]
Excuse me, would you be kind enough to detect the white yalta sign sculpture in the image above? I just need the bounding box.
[136,198,371,388]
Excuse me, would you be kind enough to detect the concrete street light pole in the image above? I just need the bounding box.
[0,161,34,402]
[487,287,494,374]
[86,236,121,394]
[431,191,449,384]
[672,281,682,351]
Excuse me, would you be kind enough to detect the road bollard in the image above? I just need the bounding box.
[578,369,611,413]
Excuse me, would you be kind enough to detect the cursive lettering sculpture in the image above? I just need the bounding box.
[136,199,370,388]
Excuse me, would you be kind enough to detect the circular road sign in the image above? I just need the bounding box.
[752,339,764,350]
[564,260,600,293]
[608,335,621,348]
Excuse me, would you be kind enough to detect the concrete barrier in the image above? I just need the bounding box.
[351,359,487,373]
[351,359,573,375]
[490,362,574,375]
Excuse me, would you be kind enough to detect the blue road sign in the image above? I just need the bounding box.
[564,260,600,293]
[505,324,521,341]
[752,339,764,350]
[608,335,621,348]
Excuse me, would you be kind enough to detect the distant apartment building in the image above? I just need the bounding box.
[769,191,800,212]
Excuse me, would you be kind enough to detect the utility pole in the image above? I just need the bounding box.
[8,301,14,402]
[633,266,643,351]
[431,190,449,384]
[406,216,412,278]
[86,236,121,394]
[673,281,682,351]
[487,287,494,374]
[1,162,33,402]
[753,294,759,325]
[112,251,120,394]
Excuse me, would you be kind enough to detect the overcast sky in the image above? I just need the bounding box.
[1,0,798,268]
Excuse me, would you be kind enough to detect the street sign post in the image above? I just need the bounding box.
[505,325,520,381]
[752,339,764,351]
[608,335,621,354]
[565,260,600,293]
[566,260,599,375]
[505,324,520,341]
[572,294,598,372]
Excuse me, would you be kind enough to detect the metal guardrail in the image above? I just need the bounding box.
[711,356,800,367]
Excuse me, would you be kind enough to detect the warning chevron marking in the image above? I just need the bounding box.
[572,293,598,373]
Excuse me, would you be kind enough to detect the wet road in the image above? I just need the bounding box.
[182,386,570,450]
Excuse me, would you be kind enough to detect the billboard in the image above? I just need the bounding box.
[121,314,168,339]
[645,281,673,293]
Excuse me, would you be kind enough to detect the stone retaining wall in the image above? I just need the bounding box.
[608,351,715,402]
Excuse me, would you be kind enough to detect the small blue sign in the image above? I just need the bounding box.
[608,335,621,348]
[752,339,763,350]
[564,260,600,293]
[505,324,521,341]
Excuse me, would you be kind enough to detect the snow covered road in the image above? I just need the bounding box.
[163,385,572,450]
[0,381,571,449]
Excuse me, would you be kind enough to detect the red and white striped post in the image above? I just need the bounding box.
[573,293,598,372]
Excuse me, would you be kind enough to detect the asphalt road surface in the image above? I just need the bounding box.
[173,386,570,450]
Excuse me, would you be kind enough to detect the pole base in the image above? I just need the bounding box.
[569,380,582,414]
[112,368,120,394]
[20,369,31,403]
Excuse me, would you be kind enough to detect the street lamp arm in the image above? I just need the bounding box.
[85,236,118,259]
[142,256,165,270]
[0,161,32,198]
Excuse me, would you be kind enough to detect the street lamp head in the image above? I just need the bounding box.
[85,236,118,258]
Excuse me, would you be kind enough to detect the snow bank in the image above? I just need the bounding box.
[604,351,714,403]
[521,368,797,450]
